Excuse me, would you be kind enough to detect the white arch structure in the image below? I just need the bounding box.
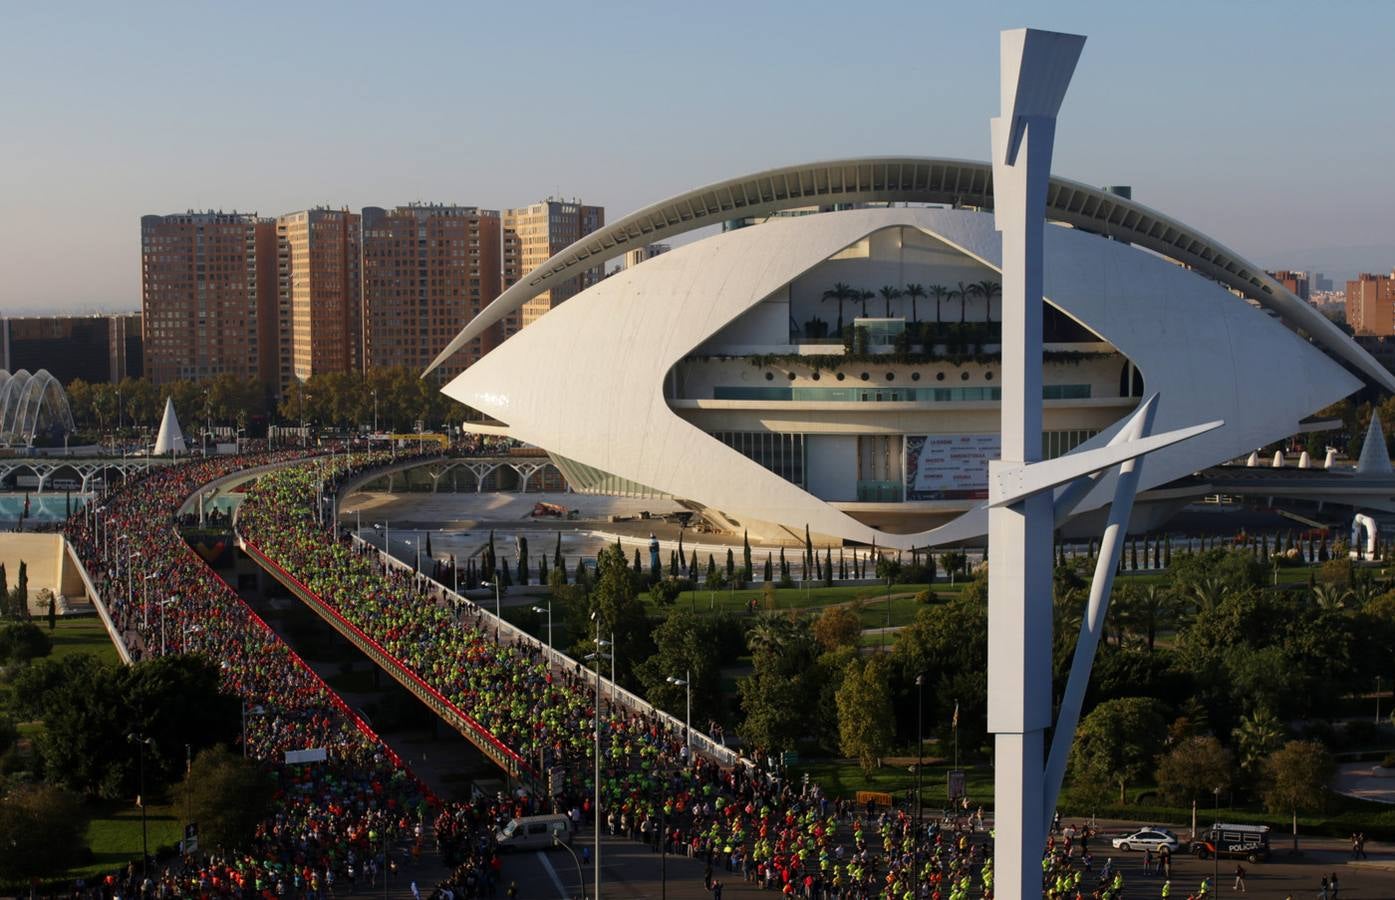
[442,205,1360,551]
[0,369,75,446]
[426,157,1394,393]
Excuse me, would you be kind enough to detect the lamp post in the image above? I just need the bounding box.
[914,673,925,898]
[589,612,605,900]
[127,732,154,885]
[482,580,501,626]
[142,573,157,628]
[532,602,553,650]
[126,547,141,609]
[241,701,266,758]
[553,834,587,900]
[159,597,179,656]
[666,672,691,763]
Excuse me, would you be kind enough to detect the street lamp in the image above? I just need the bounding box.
[127,732,154,886]
[240,701,266,758]
[666,671,691,764]
[587,612,606,900]
[142,573,157,628]
[531,602,553,651]
[159,597,179,655]
[481,580,501,625]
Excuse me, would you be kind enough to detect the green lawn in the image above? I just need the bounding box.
[71,800,183,880]
[48,615,121,665]
[791,758,996,810]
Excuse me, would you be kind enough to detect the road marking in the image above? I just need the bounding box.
[537,849,569,899]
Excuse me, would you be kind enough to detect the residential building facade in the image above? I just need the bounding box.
[140,212,275,384]
[278,208,362,382]
[0,313,143,384]
[502,200,604,327]
[361,204,506,380]
[1347,272,1395,336]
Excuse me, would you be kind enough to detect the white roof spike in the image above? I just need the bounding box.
[1246,451,1259,467]
[1272,450,1285,468]
[153,396,186,455]
[1357,412,1393,475]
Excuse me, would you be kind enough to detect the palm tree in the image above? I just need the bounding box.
[747,613,790,658]
[928,284,949,325]
[951,281,970,323]
[976,279,1001,323]
[822,282,853,335]
[858,289,875,318]
[1188,576,1230,615]
[1311,582,1352,611]
[1233,707,1285,773]
[878,285,902,318]
[903,283,926,324]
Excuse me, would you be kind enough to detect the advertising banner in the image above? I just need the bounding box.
[905,434,999,500]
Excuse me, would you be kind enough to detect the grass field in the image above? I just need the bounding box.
[70,799,183,881]
[790,758,996,811]
[48,615,121,665]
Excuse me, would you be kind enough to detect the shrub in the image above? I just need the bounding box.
[0,623,51,665]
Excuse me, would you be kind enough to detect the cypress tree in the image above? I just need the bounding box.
[779,547,789,579]
[670,550,679,577]
[500,557,513,588]
[47,593,56,630]
[804,524,814,573]
[839,548,847,580]
[824,546,834,587]
[554,532,563,572]
[1164,534,1172,567]
[707,554,718,584]
[726,547,735,580]
[426,531,433,558]
[574,557,588,587]
[764,552,773,582]
[517,555,528,586]
[1129,539,1138,571]
[743,530,753,582]
[539,553,548,583]
[634,548,643,572]
[689,549,699,581]
[0,563,7,608]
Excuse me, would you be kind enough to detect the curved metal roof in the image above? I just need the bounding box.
[426,156,1391,391]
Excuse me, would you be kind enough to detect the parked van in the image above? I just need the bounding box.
[1193,823,1270,863]
[495,814,570,851]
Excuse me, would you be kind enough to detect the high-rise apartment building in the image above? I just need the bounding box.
[1268,270,1310,301]
[361,204,507,380]
[140,212,276,384]
[0,313,142,384]
[623,243,671,270]
[278,208,362,382]
[1347,272,1395,336]
[502,200,604,327]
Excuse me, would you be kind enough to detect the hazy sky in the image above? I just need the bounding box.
[3,0,1393,314]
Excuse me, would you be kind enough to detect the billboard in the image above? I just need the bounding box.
[905,434,999,500]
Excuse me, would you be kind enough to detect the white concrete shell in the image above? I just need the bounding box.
[442,207,1360,550]
[0,368,74,445]
[428,157,1392,393]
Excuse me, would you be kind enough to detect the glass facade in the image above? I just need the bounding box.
[709,431,806,487]
[713,384,1091,402]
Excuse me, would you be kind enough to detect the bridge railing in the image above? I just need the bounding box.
[241,536,534,785]
[64,538,133,665]
[350,533,744,769]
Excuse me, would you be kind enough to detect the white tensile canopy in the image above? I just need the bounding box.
[153,396,186,455]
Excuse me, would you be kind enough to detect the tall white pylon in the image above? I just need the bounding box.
[987,28,1222,900]
[153,396,186,456]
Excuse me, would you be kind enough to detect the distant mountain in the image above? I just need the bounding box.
[1258,244,1395,284]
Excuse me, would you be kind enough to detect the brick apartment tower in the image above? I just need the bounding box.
[1347,272,1395,336]
[502,200,605,327]
[360,204,508,381]
[140,212,276,384]
[277,208,363,384]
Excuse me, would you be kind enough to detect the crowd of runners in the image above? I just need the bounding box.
[49,448,1156,898]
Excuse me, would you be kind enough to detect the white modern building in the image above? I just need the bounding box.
[435,158,1383,550]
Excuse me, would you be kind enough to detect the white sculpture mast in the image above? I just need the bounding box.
[987,28,1220,899]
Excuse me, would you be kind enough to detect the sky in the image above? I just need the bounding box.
[2,0,1393,314]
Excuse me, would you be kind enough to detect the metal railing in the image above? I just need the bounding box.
[350,533,744,769]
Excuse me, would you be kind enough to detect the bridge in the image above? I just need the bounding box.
[346,454,568,494]
[0,457,158,493]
